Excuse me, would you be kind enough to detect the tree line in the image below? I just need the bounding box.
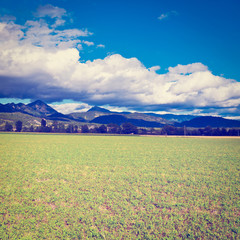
[2,119,240,136]
[2,119,138,134]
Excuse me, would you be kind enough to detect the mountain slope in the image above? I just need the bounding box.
[126,112,172,125]
[147,113,196,122]
[69,106,113,121]
[46,112,72,122]
[68,111,108,121]
[90,114,164,127]
[176,116,240,128]
[81,106,173,124]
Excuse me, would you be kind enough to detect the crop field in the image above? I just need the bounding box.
[0,133,239,239]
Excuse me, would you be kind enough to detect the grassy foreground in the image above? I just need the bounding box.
[0,134,239,239]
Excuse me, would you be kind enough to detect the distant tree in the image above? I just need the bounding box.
[221,128,227,136]
[212,127,221,136]
[228,128,238,136]
[22,126,28,132]
[161,128,167,135]
[66,124,74,133]
[97,124,107,133]
[4,122,13,131]
[81,125,89,133]
[35,126,41,132]
[39,119,51,132]
[150,128,155,134]
[15,120,22,132]
[162,125,177,135]
[153,128,162,135]
[90,126,98,133]
[52,121,58,133]
[198,128,204,136]
[74,125,78,133]
[121,122,138,134]
[203,126,212,136]
[138,128,147,135]
[176,127,184,135]
[191,129,201,136]
[107,123,121,134]
[58,123,66,133]
[41,119,46,128]
[29,125,34,132]
[42,126,52,132]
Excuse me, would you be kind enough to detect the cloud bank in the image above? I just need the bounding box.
[0,5,239,117]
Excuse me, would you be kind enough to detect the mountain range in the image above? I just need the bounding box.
[0,100,240,128]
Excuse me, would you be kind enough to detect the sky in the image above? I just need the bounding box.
[0,0,240,118]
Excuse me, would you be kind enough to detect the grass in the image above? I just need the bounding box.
[0,133,239,239]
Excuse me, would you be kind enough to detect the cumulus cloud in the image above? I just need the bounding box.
[0,8,239,117]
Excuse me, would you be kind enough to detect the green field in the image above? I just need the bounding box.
[0,134,239,239]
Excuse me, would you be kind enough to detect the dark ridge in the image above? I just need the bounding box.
[175,116,240,128]
[90,114,164,127]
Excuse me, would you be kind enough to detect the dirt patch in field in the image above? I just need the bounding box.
[36,178,51,182]
[48,202,57,210]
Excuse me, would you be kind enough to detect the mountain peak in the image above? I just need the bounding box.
[28,100,46,106]
[87,106,111,113]
[28,100,57,116]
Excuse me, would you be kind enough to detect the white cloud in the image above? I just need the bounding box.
[149,66,161,72]
[34,4,68,28]
[97,44,105,48]
[14,5,93,49]
[35,4,66,19]
[0,10,239,117]
[168,63,208,74]
[82,40,94,46]
[50,103,91,114]
[158,11,178,21]
[0,15,16,23]
[225,116,240,120]
[20,20,91,49]
[158,13,168,20]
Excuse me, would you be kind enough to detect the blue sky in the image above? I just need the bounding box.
[0,0,240,118]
